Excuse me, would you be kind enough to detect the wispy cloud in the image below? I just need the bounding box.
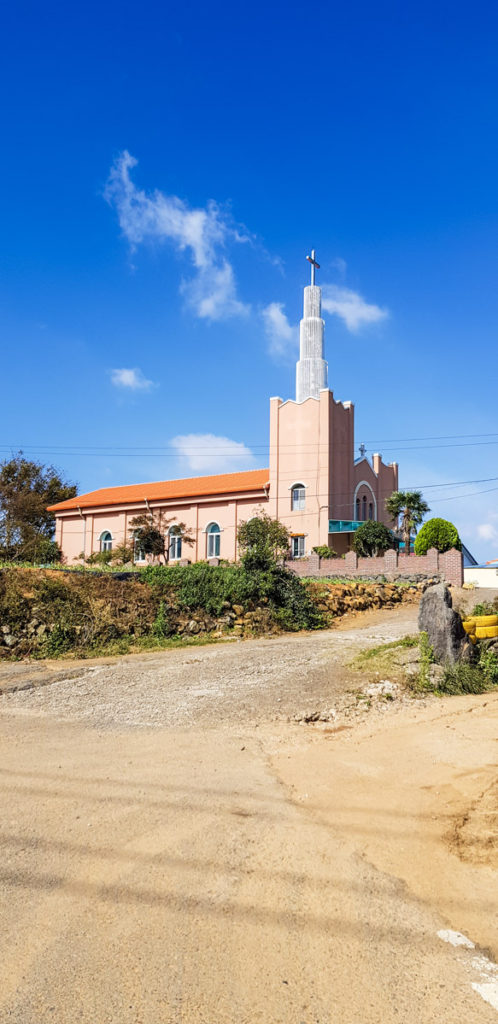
[104,151,249,321]
[321,285,389,332]
[330,256,347,276]
[261,302,297,360]
[171,433,256,475]
[477,519,498,544]
[110,367,155,391]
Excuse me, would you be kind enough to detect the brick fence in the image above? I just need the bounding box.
[285,547,463,586]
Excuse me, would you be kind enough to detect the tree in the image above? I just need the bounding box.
[385,490,430,554]
[129,511,194,564]
[352,520,395,557]
[414,517,462,555]
[237,512,290,571]
[0,452,76,561]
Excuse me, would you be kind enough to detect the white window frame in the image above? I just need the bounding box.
[133,532,146,564]
[291,484,306,511]
[99,530,113,553]
[206,522,221,558]
[168,525,182,562]
[291,535,306,558]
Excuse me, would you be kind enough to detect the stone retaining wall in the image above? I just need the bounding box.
[286,547,463,587]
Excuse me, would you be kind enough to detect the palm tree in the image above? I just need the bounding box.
[385,491,430,555]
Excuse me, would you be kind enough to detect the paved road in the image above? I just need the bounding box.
[0,607,496,1023]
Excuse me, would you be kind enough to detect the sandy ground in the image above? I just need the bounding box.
[1,604,497,1023]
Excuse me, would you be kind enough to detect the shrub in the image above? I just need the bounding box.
[479,646,498,685]
[142,561,323,631]
[33,539,63,564]
[85,550,113,566]
[312,545,337,559]
[237,512,290,571]
[414,518,462,555]
[352,521,395,557]
[438,662,491,695]
[472,600,498,616]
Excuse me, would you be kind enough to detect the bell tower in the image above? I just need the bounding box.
[295,249,328,402]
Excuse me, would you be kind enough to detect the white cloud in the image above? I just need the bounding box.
[261,302,297,360]
[331,256,347,275]
[185,260,248,321]
[171,433,256,475]
[322,284,389,332]
[104,151,249,321]
[111,367,155,391]
[477,522,498,543]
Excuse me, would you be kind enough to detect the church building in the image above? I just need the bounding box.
[49,253,398,563]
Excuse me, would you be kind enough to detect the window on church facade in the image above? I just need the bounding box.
[168,526,182,561]
[100,530,112,552]
[291,535,305,558]
[362,495,367,520]
[207,522,221,558]
[133,532,145,563]
[356,498,360,521]
[291,485,305,511]
[368,502,373,520]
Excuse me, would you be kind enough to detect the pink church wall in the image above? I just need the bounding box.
[55,493,269,564]
[352,454,398,528]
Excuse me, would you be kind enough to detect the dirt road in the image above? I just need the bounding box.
[1,606,497,1023]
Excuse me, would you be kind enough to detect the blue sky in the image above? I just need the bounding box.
[1,0,498,560]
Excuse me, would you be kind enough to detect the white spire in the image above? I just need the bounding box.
[296,250,328,402]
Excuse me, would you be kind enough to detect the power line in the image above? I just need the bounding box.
[2,437,498,457]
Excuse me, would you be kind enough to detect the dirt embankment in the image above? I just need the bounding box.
[0,566,424,659]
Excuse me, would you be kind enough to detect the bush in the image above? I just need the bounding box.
[237,512,290,571]
[472,600,498,616]
[414,518,462,555]
[479,646,498,685]
[142,561,323,631]
[352,521,395,557]
[312,545,337,559]
[438,662,491,695]
[85,550,113,566]
[33,539,63,564]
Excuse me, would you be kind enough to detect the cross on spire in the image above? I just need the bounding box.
[306,249,320,286]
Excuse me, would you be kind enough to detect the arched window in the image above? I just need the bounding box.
[368,502,373,520]
[99,530,112,552]
[356,498,361,521]
[362,495,367,521]
[206,522,221,558]
[291,484,306,511]
[168,525,182,561]
[133,532,145,563]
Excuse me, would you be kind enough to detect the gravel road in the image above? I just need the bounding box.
[1,604,497,1024]
[1,605,418,728]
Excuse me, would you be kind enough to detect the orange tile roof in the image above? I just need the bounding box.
[48,468,270,512]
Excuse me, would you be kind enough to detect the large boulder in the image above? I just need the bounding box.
[418,583,466,664]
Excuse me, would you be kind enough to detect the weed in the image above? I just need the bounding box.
[472,600,498,616]
[478,646,498,685]
[438,662,493,695]
[353,635,418,664]
[151,600,173,638]
[417,631,435,690]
